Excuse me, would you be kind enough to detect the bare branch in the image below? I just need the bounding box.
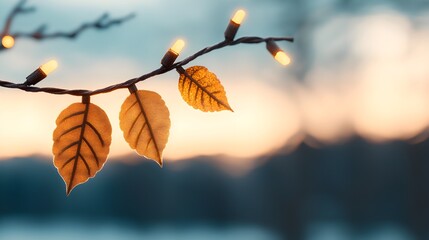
[1,0,135,50]
[14,13,136,40]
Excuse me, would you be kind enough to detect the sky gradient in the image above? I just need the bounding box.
[1,0,429,164]
[0,0,298,162]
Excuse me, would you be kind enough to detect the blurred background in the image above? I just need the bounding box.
[1,0,429,239]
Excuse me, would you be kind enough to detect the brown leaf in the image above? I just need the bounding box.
[119,90,170,166]
[178,66,233,112]
[52,102,112,195]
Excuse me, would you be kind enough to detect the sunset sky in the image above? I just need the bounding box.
[1,0,428,163]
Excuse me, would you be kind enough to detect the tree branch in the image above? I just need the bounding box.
[0,36,294,96]
[2,0,35,36]
[1,0,135,49]
[13,13,136,40]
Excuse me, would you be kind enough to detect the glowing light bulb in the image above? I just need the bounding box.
[161,39,186,67]
[275,51,291,66]
[266,40,291,67]
[24,59,58,85]
[1,35,15,49]
[40,60,58,75]
[231,10,246,25]
[170,39,185,55]
[225,9,247,41]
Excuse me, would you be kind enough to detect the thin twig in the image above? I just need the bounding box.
[2,0,35,36]
[13,13,136,40]
[0,36,294,97]
[1,0,135,47]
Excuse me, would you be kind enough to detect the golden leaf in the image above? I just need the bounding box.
[119,90,170,166]
[178,66,233,112]
[52,102,112,195]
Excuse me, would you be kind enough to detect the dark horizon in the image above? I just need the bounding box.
[1,136,429,239]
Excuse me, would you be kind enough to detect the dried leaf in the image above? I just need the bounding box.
[52,102,112,195]
[178,66,233,112]
[119,90,170,166]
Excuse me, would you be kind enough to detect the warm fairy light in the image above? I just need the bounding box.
[275,51,291,66]
[1,35,15,49]
[232,9,246,25]
[40,60,58,75]
[24,59,58,85]
[161,39,186,67]
[266,40,292,66]
[170,39,185,55]
[224,9,247,41]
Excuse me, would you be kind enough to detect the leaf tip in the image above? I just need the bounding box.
[156,159,163,168]
[66,186,73,196]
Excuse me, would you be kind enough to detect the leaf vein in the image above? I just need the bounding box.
[83,137,99,167]
[58,125,81,140]
[128,111,143,136]
[123,100,138,116]
[135,121,147,149]
[86,121,105,147]
[182,68,231,111]
[145,138,153,151]
[59,141,79,156]
[135,93,161,161]
[61,156,75,170]
[60,111,85,124]
[79,154,91,176]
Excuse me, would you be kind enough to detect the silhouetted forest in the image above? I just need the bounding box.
[1,137,428,239]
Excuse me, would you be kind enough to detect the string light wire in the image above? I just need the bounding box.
[0,37,294,97]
